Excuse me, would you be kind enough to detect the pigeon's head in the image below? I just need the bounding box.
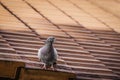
[45,36,55,45]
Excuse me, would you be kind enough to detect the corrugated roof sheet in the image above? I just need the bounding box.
[0,0,120,79]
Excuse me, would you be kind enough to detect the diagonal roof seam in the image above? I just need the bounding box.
[88,0,120,20]
[0,1,42,40]
[68,0,116,33]
[86,0,120,34]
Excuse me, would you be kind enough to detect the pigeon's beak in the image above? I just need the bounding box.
[50,37,55,43]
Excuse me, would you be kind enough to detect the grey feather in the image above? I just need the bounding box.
[38,36,58,68]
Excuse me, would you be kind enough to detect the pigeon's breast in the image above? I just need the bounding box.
[39,46,57,64]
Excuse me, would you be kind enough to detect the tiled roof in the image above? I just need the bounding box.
[0,0,120,80]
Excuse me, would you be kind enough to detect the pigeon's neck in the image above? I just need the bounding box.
[45,43,53,51]
[45,42,53,47]
[44,43,53,55]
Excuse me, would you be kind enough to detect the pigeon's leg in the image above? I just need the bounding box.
[51,62,57,71]
[51,65,55,71]
[46,64,51,70]
[42,64,46,69]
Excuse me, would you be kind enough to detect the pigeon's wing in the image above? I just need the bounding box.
[54,48,58,60]
[38,48,42,60]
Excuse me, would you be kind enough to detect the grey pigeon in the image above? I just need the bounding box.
[38,36,58,70]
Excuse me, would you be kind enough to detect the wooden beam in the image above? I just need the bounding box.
[19,68,76,80]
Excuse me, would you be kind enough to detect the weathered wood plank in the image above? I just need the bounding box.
[0,60,25,79]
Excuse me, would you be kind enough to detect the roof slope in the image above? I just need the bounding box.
[0,0,120,79]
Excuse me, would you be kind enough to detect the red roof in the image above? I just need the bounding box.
[0,0,120,79]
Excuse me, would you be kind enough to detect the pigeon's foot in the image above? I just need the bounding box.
[51,67,56,71]
[41,64,51,70]
[51,64,57,71]
[42,64,57,71]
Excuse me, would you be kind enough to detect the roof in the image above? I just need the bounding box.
[0,0,120,80]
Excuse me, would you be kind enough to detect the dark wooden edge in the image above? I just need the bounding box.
[0,60,76,80]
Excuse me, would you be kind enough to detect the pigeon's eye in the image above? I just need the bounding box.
[47,39,52,42]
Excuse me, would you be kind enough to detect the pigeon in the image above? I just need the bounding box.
[38,36,58,70]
